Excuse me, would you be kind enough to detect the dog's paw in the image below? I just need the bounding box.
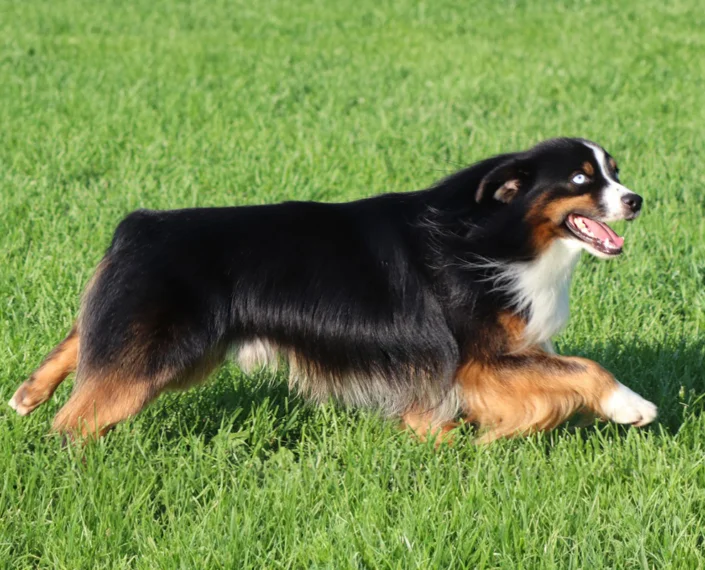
[8,383,42,416]
[601,383,658,427]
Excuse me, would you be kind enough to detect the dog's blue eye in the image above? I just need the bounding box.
[572,173,587,185]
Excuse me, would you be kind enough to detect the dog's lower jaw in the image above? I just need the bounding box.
[600,382,658,427]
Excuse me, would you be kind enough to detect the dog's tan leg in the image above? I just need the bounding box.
[51,347,227,439]
[401,409,458,444]
[459,352,657,443]
[52,375,158,438]
[9,327,79,416]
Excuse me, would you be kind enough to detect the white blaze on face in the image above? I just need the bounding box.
[583,141,636,221]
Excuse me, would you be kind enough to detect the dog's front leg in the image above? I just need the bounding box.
[457,352,657,443]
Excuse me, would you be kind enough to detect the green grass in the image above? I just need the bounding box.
[2,0,705,567]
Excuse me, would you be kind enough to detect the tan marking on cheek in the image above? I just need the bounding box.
[528,194,599,252]
[532,224,556,252]
[582,162,594,176]
[526,195,559,252]
[543,194,596,224]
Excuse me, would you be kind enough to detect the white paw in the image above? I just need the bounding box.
[8,394,31,416]
[602,383,658,427]
[8,386,36,416]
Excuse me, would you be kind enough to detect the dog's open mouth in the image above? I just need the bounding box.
[565,213,624,256]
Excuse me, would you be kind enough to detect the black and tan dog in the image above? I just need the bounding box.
[9,138,657,442]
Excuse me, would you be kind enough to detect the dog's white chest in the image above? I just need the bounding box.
[507,239,582,346]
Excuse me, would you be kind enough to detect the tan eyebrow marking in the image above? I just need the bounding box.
[582,162,594,176]
[608,157,618,172]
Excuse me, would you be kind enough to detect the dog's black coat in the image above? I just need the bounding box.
[79,138,622,414]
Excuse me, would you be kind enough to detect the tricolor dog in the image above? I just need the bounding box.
[9,138,657,442]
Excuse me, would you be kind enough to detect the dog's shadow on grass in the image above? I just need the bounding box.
[141,340,704,448]
[141,365,317,448]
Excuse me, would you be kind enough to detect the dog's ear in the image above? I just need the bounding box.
[475,159,529,204]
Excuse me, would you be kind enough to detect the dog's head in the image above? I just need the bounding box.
[475,138,642,259]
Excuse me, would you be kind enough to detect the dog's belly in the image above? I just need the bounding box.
[231,338,461,422]
[234,338,280,373]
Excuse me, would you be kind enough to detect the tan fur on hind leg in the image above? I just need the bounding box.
[9,327,79,416]
[51,348,229,439]
[52,375,158,438]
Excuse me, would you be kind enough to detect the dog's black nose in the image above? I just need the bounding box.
[621,193,643,212]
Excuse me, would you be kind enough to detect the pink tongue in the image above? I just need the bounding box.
[578,216,624,248]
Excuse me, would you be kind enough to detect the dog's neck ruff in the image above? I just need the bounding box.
[490,239,582,347]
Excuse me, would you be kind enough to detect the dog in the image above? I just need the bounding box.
[9,137,657,442]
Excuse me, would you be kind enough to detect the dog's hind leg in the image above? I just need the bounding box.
[459,351,657,443]
[51,373,158,438]
[52,347,227,439]
[9,326,79,416]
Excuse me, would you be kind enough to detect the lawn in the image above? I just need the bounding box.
[2,0,705,567]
